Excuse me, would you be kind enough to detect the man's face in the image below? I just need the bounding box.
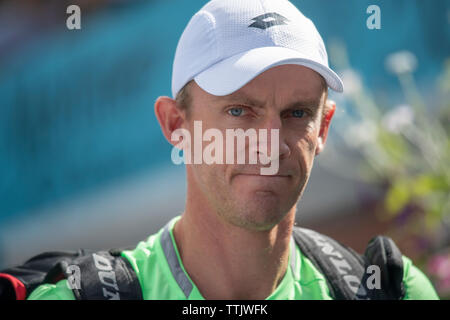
[182,64,328,231]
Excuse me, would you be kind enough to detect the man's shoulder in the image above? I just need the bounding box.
[292,228,439,300]
[120,228,163,275]
[27,280,75,300]
[27,222,169,300]
[120,216,182,272]
[401,255,439,300]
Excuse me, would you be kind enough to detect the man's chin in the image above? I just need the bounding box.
[225,195,292,231]
[232,174,292,193]
[233,212,288,232]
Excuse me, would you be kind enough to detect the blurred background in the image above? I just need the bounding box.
[0,0,449,298]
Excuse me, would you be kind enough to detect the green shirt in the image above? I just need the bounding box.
[27,216,439,300]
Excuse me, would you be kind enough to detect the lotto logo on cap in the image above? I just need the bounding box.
[172,0,344,98]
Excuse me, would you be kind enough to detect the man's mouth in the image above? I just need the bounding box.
[232,173,292,184]
[237,173,291,178]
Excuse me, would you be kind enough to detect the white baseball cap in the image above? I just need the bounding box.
[171,0,344,98]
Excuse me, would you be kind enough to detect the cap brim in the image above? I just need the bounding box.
[194,46,343,96]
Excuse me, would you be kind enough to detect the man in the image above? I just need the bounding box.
[28,0,438,299]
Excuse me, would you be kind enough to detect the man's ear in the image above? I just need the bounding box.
[154,96,185,147]
[315,100,336,156]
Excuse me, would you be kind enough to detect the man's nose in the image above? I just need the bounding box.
[258,116,291,160]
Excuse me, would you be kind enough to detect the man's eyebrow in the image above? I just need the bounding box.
[284,98,322,109]
[213,93,266,107]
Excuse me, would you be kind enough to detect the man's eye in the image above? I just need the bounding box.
[292,109,305,118]
[228,107,245,117]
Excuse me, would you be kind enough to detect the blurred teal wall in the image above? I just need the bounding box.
[0,0,448,223]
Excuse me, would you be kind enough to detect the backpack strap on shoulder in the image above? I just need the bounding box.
[47,249,143,300]
[292,226,368,300]
[292,226,405,300]
[1,248,142,300]
[363,236,406,300]
[0,250,89,300]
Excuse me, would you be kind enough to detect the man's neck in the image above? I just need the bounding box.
[172,197,295,300]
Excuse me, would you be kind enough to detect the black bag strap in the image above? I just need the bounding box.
[1,248,143,300]
[292,226,405,300]
[363,236,406,299]
[0,250,91,300]
[46,249,143,300]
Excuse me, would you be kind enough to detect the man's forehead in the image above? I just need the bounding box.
[195,64,327,107]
